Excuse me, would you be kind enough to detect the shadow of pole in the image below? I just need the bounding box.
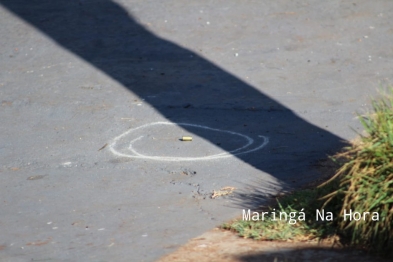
[0,0,345,184]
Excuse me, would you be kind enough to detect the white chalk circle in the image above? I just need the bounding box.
[109,122,269,161]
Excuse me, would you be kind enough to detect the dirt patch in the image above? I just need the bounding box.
[158,228,388,262]
[26,238,51,247]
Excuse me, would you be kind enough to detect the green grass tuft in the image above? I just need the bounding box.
[319,88,393,256]
[223,87,393,257]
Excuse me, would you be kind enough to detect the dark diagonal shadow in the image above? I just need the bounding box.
[0,0,345,184]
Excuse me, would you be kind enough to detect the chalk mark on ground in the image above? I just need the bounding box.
[109,122,269,161]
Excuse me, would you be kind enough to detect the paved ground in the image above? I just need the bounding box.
[0,0,392,261]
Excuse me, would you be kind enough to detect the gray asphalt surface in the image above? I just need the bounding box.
[1,0,392,261]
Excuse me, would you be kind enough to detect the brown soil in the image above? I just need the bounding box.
[158,228,389,262]
[159,158,390,262]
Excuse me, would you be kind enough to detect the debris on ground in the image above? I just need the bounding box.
[211,186,235,199]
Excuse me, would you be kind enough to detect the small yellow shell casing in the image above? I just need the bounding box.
[182,136,193,141]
